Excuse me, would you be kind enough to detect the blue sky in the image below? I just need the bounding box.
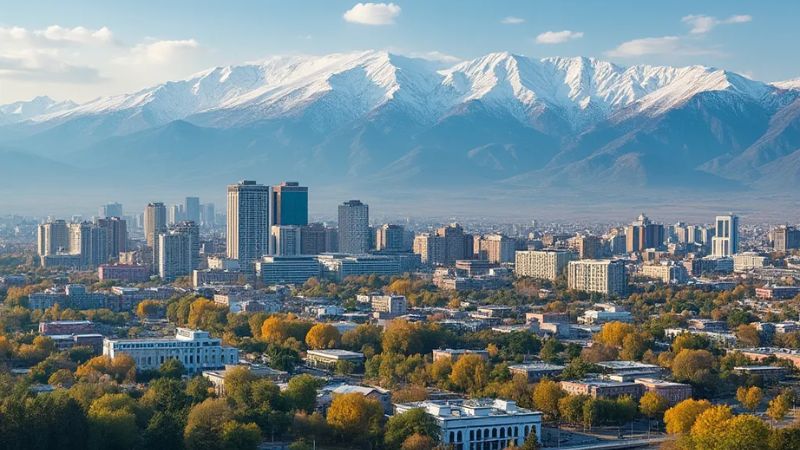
[1,0,798,103]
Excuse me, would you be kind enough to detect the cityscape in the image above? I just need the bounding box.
[2,2,800,450]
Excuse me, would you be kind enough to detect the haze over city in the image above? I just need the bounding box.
[1,3,800,450]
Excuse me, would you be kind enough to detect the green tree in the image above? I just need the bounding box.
[285,374,323,413]
[184,398,232,450]
[532,379,565,421]
[87,393,140,450]
[159,358,187,379]
[142,411,184,450]
[385,408,440,450]
[221,420,261,450]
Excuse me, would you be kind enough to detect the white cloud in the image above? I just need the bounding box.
[682,14,752,34]
[501,16,525,25]
[343,3,401,25]
[0,25,113,48]
[406,50,462,64]
[118,39,200,65]
[535,30,584,44]
[605,35,715,57]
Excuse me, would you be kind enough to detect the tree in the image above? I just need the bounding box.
[767,392,792,422]
[620,332,651,361]
[539,338,564,363]
[449,354,489,394]
[532,379,565,421]
[285,374,323,413]
[717,414,770,450]
[159,358,187,379]
[670,349,717,394]
[185,398,232,450]
[188,298,228,332]
[595,322,635,347]
[221,420,261,450]
[305,323,341,350]
[688,405,733,449]
[341,323,383,353]
[142,411,184,450]
[87,393,140,450]
[736,386,763,413]
[401,433,436,450]
[639,391,669,419]
[136,300,162,319]
[520,427,541,450]
[186,375,214,403]
[664,398,712,434]
[385,408,440,450]
[736,324,761,347]
[558,395,590,425]
[326,393,383,444]
[48,368,76,387]
[580,343,618,363]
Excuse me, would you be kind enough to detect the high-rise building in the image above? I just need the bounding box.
[413,233,446,265]
[300,223,328,255]
[712,214,738,257]
[99,203,123,218]
[478,234,517,263]
[575,235,603,259]
[37,220,69,256]
[773,225,800,252]
[158,222,198,281]
[271,181,308,226]
[168,204,184,225]
[625,213,664,253]
[144,202,167,248]
[515,249,576,281]
[325,227,339,253]
[376,224,405,252]
[436,223,472,264]
[68,222,109,268]
[567,259,627,297]
[337,200,370,254]
[172,221,200,269]
[227,180,270,265]
[96,217,127,258]
[201,203,216,227]
[185,197,200,223]
[271,225,301,256]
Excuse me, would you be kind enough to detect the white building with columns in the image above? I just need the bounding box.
[103,328,238,374]
[395,399,542,450]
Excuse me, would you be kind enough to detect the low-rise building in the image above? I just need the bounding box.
[755,285,800,300]
[508,363,566,382]
[39,320,96,335]
[317,384,392,415]
[103,328,238,374]
[579,303,632,324]
[203,364,289,395]
[634,378,692,405]
[560,379,645,399]
[98,264,150,282]
[256,256,321,285]
[370,295,408,316]
[395,399,543,449]
[733,365,790,382]
[738,348,800,369]
[432,348,490,363]
[305,349,365,370]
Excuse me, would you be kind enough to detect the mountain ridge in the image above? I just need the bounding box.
[1,50,799,208]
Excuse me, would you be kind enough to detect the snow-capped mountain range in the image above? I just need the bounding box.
[2,50,800,201]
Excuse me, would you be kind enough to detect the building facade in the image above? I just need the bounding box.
[338,200,370,254]
[103,328,238,374]
[227,180,270,265]
[567,259,627,297]
[515,249,576,281]
[712,214,738,257]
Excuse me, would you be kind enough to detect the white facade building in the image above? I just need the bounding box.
[395,399,543,449]
[102,328,238,374]
[255,255,321,284]
[712,214,738,257]
[515,249,576,281]
[567,259,627,297]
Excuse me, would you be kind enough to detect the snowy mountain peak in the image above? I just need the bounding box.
[4,50,786,134]
[0,96,77,124]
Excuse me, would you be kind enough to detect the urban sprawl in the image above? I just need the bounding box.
[1,180,800,449]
